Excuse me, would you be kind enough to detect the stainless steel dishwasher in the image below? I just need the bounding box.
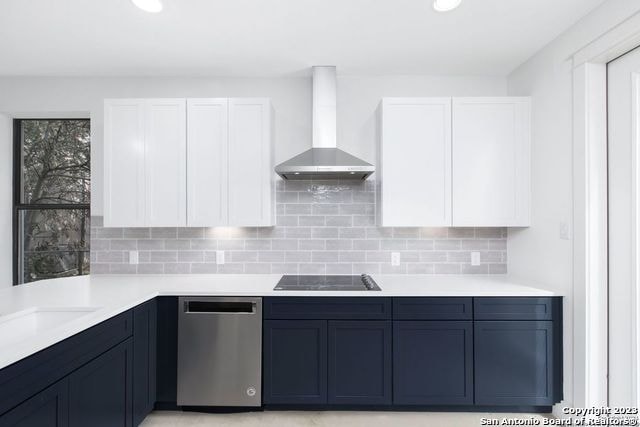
[177,297,262,407]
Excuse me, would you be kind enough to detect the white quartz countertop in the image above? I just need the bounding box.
[0,274,556,370]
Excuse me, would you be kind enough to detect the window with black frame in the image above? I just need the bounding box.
[13,119,90,284]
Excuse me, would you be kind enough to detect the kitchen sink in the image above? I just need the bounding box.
[0,307,100,346]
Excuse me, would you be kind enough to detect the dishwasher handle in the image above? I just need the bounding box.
[183,300,257,314]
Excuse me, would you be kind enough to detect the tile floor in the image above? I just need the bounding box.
[141,410,552,427]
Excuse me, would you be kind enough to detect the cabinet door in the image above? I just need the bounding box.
[186,99,229,227]
[0,379,68,427]
[69,339,133,427]
[104,99,146,227]
[133,300,157,426]
[263,320,327,405]
[144,99,187,227]
[474,321,554,406]
[379,98,452,227]
[228,99,274,226]
[393,321,473,405]
[452,97,530,226]
[328,321,391,405]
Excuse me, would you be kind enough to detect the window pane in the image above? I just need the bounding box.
[19,209,90,284]
[21,119,90,204]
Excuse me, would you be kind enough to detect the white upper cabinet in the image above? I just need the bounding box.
[105,98,186,227]
[144,99,187,227]
[186,98,229,227]
[228,99,274,226]
[377,96,530,227]
[104,99,146,227]
[378,98,452,227]
[452,97,530,227]
[104,97,273,227]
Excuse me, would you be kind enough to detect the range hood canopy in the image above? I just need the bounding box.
[275,147,375,180]
[275,66,375,180]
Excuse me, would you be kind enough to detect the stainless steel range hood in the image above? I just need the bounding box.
[275,66,375,180]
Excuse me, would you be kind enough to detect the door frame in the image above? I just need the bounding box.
[571,11,640,408]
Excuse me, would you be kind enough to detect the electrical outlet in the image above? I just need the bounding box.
[216,250,225,265]
[559,222,571,240]
[471,252,481,266]
[129,250,139,265]
[391,252,401,266]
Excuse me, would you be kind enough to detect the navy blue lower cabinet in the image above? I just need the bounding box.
[327,321,392,405]
[68,338,133,427]
[0,378,69,427]
[133,299,157,426]
[393,321,474,405]
[474,321,555,406]
[263,320,328,405]
[0,311,132,418]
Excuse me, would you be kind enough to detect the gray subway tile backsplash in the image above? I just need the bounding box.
[90,180,507,275]
[123,228,151,239]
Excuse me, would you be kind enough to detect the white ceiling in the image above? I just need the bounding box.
[0,0,606,77]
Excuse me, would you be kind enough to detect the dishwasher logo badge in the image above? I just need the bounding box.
[246,387,257,397]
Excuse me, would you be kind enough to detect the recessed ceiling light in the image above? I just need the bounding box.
[131,0,163,13]
[433,0,462,12]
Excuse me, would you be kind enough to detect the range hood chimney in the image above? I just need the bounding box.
[275,66,375,180]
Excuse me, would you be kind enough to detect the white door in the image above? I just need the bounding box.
[452,97,530,226]
[186,99,229,227]
[379,98,452,227]
[228,99,273,226]
[144,99,187,227]
[104,99,146,227]
[608,47,640,407]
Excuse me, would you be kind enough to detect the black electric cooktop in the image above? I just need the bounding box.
[274,274,381,291]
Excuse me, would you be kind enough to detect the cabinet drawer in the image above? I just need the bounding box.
[0,310,133,416]
[474,297,556,320]
[264,298,391,320]
[393,298,472,320]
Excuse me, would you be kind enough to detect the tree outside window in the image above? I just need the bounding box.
[14,119,90,284]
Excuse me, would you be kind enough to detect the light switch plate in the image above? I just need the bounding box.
[391,252,401,266]
[559,222,571,240]
[129,251,139,265]
[216,250,225,265]
[471,252,481,266]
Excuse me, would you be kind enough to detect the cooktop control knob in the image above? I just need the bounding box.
[361,274,376,290]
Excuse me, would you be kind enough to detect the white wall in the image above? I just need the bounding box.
[0,114,11,288]
[507,0,640,411]
[0,74,506,216]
